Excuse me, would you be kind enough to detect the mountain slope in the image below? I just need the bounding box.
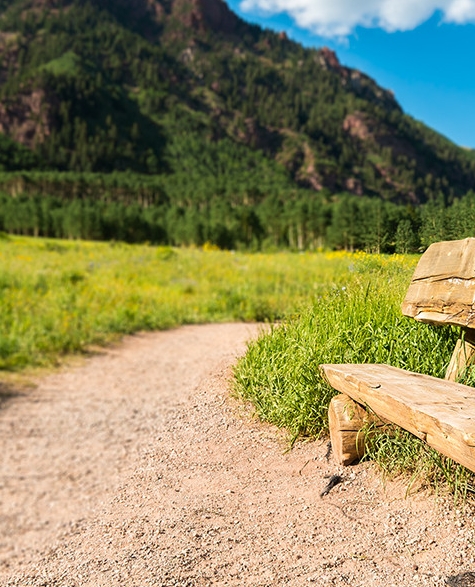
[0,0,474,205]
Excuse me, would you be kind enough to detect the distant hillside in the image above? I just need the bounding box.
[0,0,474,205]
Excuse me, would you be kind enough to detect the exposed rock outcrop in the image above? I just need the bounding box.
[343,112,374,141]
[318,47,400,112]
[171,0,240,34]
[0,90,53,148]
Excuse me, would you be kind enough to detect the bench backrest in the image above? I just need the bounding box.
[401,237,475,328]
[401,238,475,381]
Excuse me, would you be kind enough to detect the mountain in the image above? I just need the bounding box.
[0,0,474,207]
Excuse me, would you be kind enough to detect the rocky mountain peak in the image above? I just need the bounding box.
[169,0,240,34]
[318,47,342,71]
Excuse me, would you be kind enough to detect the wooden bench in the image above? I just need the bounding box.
[320,237,475,471]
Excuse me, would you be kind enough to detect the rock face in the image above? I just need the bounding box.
[343,112,374,142]
[165,0,240,33]
[0,90,53,148]
[195,0,240,33]
[318,47,399,112]
[317,47,342,71]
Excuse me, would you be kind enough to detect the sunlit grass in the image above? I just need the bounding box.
[234,252,430,440]
[233,250,475,499]
[0,235,352,369]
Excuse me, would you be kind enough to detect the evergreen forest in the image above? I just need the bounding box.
[0,0,474,252]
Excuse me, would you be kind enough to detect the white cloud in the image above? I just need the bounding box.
[239,0,475,36]
[445,0,475,22]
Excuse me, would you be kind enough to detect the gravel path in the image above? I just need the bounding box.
[1,323,474,586]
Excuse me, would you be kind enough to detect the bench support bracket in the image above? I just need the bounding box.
[445,328,475,382]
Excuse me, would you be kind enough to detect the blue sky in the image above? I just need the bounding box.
[226,1,475,149]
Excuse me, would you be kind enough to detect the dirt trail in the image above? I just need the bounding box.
[1,323,474,587]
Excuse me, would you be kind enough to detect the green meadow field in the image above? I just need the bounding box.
[1,235,472,497]
[0,235,369,369]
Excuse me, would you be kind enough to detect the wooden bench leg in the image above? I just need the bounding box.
[328,394,383,466]
[445,327,475,382]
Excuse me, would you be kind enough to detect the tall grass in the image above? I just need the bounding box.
[234,251,475,497]
[0,235,351,370]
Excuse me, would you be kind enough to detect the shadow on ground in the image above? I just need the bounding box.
[0,382,23,407]
[447,573,475,586]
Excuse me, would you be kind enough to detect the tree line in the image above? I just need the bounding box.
[2,186,475,253]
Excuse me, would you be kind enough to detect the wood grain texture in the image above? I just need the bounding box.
[401,237,475,328]
[328,394,384,466]
[445,328,475,381]
[321,363,475,473]
[328,395,367,466]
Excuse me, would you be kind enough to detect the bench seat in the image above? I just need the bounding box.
[321,363,475,472]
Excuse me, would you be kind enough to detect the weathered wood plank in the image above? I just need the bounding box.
[401,237,475,329]
[445,328,475,382]
[321,363,475,473]
[328,394,385,465]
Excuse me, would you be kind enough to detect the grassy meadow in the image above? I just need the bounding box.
[0,234,356,370]
[1,234,472,497]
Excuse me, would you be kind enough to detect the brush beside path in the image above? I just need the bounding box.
[0,323,474,587]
